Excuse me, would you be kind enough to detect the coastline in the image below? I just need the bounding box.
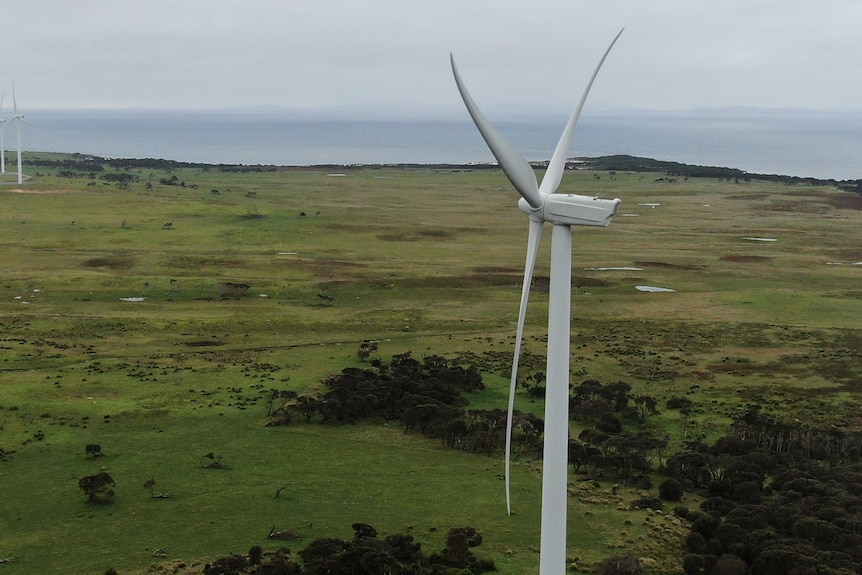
[18,109,862,181]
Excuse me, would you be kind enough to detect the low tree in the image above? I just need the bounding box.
[357,341,379,362]
[438,527,482,569]
[85,443,103,458]
[78,472,116,503]
[659,478,684,502]
[634,395,660,422]
[710,553,747,575]
[683,553,705,575]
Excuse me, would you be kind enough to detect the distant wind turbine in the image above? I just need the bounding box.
[0,92,6,174]
[452,29,623,575]
[11,82,28,185]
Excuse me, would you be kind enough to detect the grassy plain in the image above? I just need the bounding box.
[1,155,862,574]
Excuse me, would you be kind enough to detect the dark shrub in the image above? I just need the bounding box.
[701,497,736,516]
[711,553,747,575]
[685,532,708,555]
[593,552,644,575]
[596,413,623,434]
[659,478,684,502]
[674,506,690,519]
[630,497,662,511]
[667,396,693,411]
[690,515,721,539]
[682,553,704,575]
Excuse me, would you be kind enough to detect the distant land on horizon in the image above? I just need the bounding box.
[18,109,862,181]
[24,152,862,191]
[23,104,862,121]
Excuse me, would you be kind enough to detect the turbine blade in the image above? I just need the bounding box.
[505,217,543,515]
[539,28,624,195]
[451,54,543,209]
[12,82,17,115]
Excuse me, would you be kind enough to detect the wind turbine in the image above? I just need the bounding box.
[11,82,28,185]
[0,93,6,174]
[451,29,623,575]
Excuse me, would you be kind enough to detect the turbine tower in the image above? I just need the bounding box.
[451,30,623,575]
[0,93,6,174]
[11,82,27,185]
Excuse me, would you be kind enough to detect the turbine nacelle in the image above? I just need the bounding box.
[519,194,621,227]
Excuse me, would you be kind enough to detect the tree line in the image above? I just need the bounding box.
[665,405,862,574]
[202,523,494,575]
[265,351,862,574]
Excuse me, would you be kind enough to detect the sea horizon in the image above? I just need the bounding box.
[14,107,862,181]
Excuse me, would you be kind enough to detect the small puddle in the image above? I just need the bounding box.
[635,285,676,293]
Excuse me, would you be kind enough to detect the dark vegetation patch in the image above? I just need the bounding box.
[706,356,782,377]
[299,259,369,272]
[202,523,495,575]
[825,191,862,210]
[266,352,528,456]
[387,273,612,294]
[393,274,520,289]
[165,255,247,269]
[268,352,668,485]
[720,254,773,263]
[767,199,831,213]
[727,193,770,201]
[666,405,862,575]
[220,282,250,299]
[777,347,862,389]
[472,266,520,274]
[531,275,612,293]
[633,261,705,271]
[833,247,862,261]
[417,229,453,239]
[579,155,854,187]
[776,188,862,210]
[185,340,224,347]
[377,229,453,241]
[837,290,862,300]
[81,254,136,270]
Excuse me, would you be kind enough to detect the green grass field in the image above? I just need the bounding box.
[1,156,861,574]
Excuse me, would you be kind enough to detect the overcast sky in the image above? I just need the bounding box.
[4,0,862,116]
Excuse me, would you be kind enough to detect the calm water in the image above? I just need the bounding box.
[18,108,862,180]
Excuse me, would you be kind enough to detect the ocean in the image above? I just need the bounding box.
[17,108,862,181]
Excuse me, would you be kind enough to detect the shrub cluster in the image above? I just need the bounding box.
[668,416,862,574]
[203,523,494,575]
[267,352,544,457]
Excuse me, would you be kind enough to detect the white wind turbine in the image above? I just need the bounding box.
[451,29,623,575]
[11,82,28,185]
[0,93,6,174]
